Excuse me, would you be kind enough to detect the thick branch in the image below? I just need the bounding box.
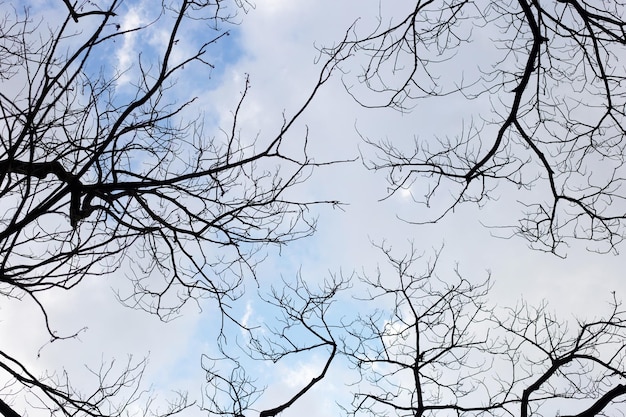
[562,384,626,417]
[0,398,21,417]
[259,344,336,417]
[0,159,74,181]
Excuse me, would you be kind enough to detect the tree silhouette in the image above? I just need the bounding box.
[343,244,497,417]
[3,1,626,417]
[327,0,626,255]
[202,243,626,417]
[343,244,626,417]
[0,1,340,415]
[202,273,347,417]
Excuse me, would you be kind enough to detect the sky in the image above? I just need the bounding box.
[1,1,625,416]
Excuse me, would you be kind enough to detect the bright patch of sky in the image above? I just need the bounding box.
[109,0,244,92]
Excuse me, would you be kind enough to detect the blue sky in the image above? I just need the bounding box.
[2,1,625,416]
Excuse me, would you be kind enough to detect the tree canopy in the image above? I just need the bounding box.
[1,1,626,417]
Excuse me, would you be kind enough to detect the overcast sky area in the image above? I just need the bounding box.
[1,1,625,416]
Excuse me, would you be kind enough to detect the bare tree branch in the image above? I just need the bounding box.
[329,0,626,255]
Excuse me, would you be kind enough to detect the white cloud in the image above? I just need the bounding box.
[3,1,626,416]
[115,6,146,86]
[280,360,319,388]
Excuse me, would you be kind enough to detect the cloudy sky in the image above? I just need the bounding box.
[1,1,624,416]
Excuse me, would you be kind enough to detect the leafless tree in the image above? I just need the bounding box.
[4,1,626,416]
[326,0,626,255]
[0,353,191,417]
[342,244,626,417]
[200,0,626,412]
[0,0,342,415]
[341,244,500,417]
[202,273,348,417]
[494,296,626,417]
[198,242,626,417]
